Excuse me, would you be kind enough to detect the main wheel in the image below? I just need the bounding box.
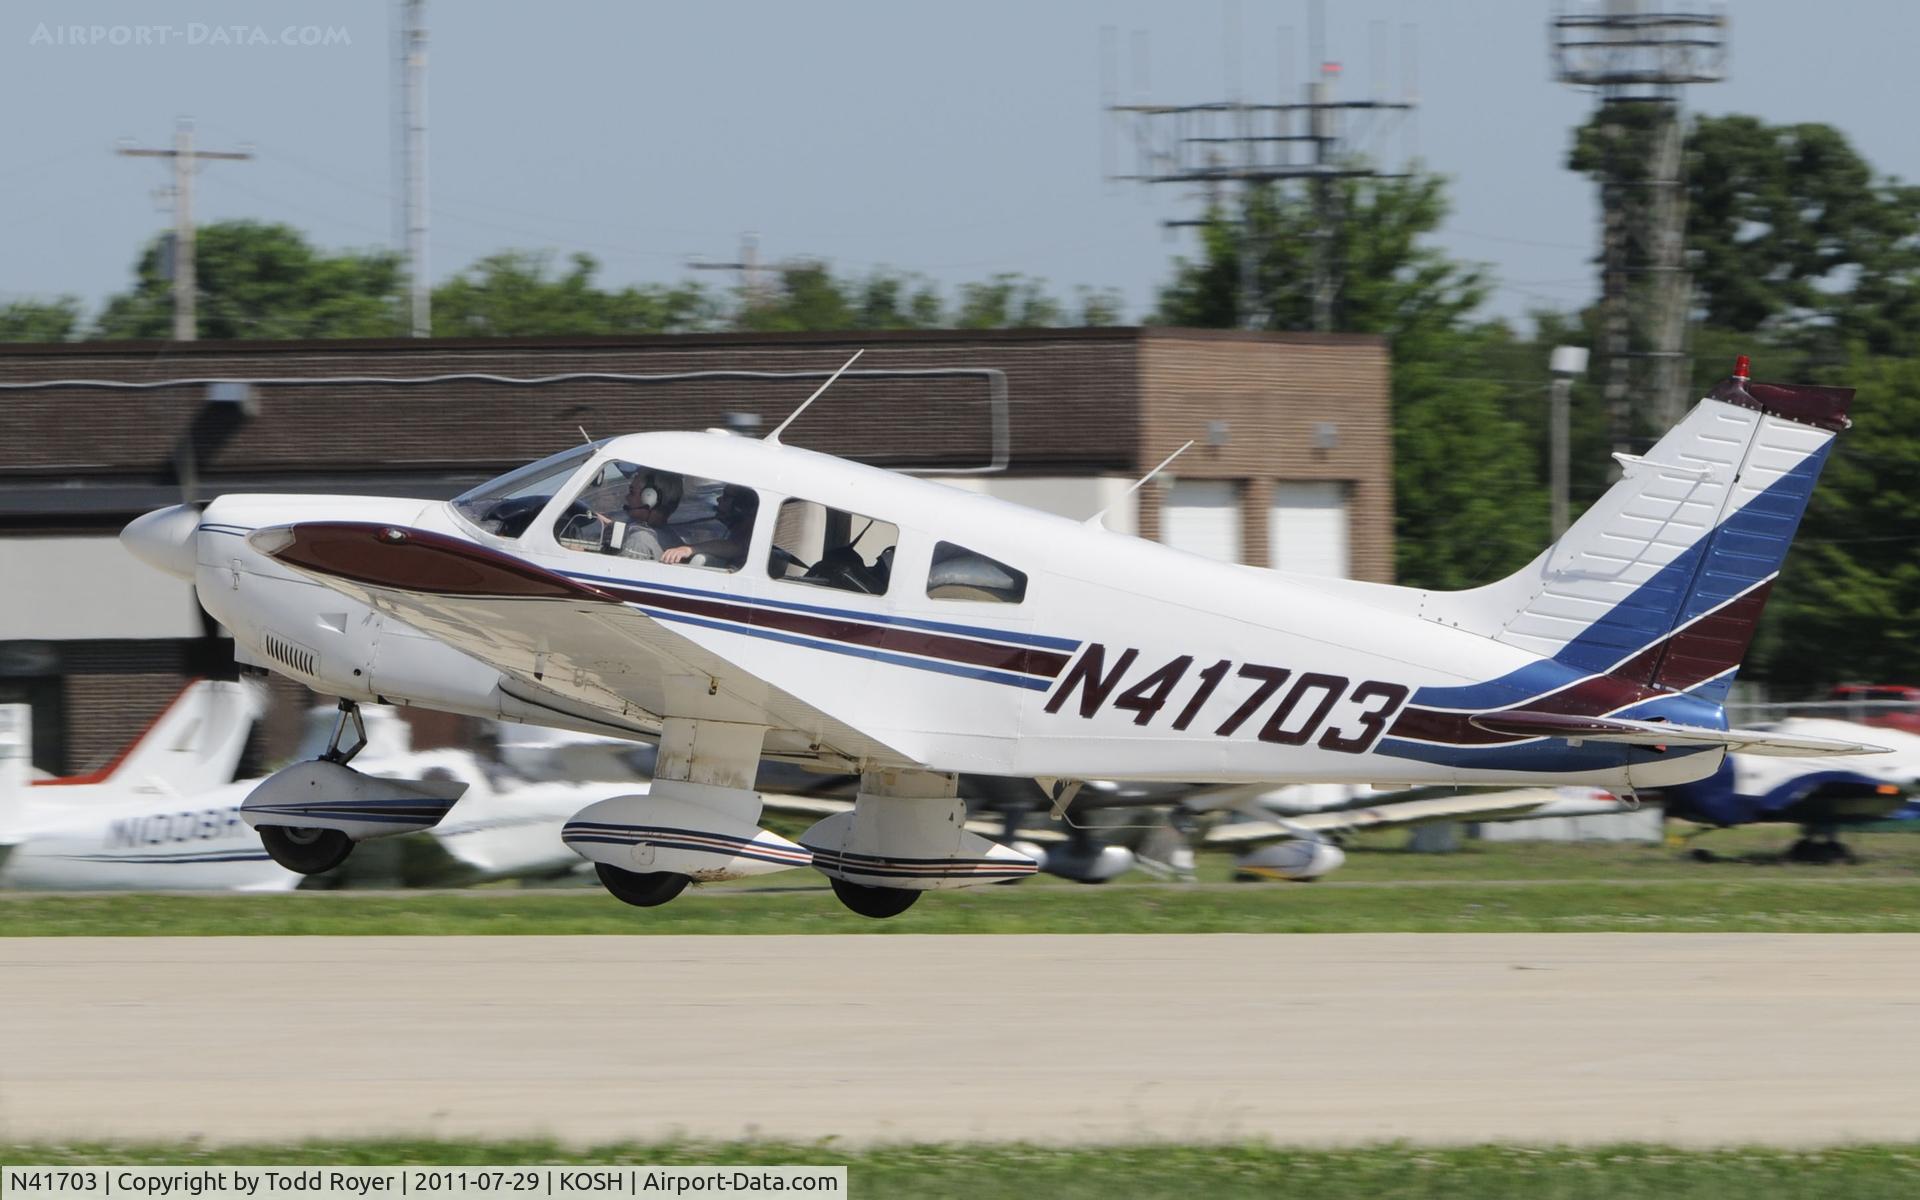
[595,862,690,908]
[259,825,354,875]
[829,877,920,919]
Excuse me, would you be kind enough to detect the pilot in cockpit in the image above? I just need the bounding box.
[601,470,686,561]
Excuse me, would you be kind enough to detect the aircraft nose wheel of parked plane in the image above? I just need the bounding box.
[829,878,921,919]
[594,863,692,907]
[258,825,354,875]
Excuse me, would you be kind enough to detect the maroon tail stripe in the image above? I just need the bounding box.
[1387,582,1774,746]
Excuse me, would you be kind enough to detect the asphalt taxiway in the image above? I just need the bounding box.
[3,934,1916,1145]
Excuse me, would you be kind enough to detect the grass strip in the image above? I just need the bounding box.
[6,1140,1920,1199]
[6,878,1920,936]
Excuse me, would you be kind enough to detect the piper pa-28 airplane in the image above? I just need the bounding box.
[121,355,1882,917]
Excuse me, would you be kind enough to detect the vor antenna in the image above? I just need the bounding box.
[1085,439,1195,529]
[767,350,864,445]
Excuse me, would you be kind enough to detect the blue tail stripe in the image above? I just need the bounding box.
[1414,448,1828,711]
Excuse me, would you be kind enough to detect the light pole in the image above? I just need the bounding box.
[1548,345,1589,540]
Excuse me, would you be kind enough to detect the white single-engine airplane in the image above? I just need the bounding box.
[121,355,1880,917]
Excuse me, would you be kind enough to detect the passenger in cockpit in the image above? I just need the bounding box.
[661,484,757,569]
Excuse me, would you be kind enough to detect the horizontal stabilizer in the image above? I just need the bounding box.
[1203,789,1624,844]
[1467,712,1888,758]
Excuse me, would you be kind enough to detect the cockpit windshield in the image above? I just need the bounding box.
[451,442,601,537]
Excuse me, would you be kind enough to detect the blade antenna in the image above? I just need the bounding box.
[1085,439,1194,528]
[767,350,864,445]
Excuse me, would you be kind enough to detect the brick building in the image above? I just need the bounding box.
[0,326,1393,772]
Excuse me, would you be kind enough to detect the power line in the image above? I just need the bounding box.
[1104,3,1416,332]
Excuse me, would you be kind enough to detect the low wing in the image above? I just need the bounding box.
[256,522,916,768]
[1469,712,1889,757]
[1204,788,1629,845]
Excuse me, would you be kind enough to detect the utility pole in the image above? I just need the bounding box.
[117,117,252,341]
[395,0,430,337]
[1105,2,1413,333]
[690,232,766,317]
[1548,345,1590,540]
[1553,1,1726,456]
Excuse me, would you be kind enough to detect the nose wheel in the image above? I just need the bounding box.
[259,825,354,874]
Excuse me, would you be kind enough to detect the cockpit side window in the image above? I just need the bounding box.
[451,443,601,538]
[927,542,1028,604]
[767,499,898,596]
[552,460,759,571]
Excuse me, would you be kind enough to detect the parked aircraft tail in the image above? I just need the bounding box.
[1426,360,1851,705]
[31,679,264,797]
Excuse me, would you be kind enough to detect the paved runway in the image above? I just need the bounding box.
[3,934,1918,1146]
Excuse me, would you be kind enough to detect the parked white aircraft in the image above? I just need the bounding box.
[0,680,290,891]
[1,689,627,890]
[121,356,1881,917]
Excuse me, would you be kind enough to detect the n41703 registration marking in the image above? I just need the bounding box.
[1042,643,1409,754]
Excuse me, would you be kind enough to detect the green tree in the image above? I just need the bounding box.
[1571,113,1920,358]
[433,251,715,337]
[0,297,81,342]
[1747,352,1920,689]
[93,221,402,340]
[1155,172,1547,587]
[954,273,1065,329]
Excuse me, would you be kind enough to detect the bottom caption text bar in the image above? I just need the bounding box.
[4,1169,846,1200]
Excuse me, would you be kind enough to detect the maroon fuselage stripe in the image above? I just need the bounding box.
[602,582,1070,678]
[268,521,1068,680]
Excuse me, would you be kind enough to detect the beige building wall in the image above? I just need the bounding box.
[1135,329,1395,583]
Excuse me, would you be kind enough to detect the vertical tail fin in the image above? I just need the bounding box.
[32,679,265,796]
[1428,365,1851,700]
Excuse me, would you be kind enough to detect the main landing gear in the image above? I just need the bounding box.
[594,863,691,908]
[1786,835,1858,865]
[829,877,920,919]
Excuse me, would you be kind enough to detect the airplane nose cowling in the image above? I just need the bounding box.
[121,504,201,580]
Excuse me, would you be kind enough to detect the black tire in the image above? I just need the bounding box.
[259,825,354,875]
[829,877,921,919]
[595,862,691,908]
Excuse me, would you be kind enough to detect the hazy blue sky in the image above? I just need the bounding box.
[4,1,1915,331]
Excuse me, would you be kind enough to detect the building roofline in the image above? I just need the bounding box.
[0,324,1387,358]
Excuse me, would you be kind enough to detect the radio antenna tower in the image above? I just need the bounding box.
[394,0,430,337]
[1105,1,1415,332]
[1553,0,1726,454]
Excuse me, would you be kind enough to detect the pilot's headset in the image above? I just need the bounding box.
[633,471,681,517]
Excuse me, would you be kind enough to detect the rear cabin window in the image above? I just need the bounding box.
[926,542,1028,604]
[767,499,898,596]
[552,460,758,572]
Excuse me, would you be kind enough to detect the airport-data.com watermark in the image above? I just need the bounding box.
[27,22,351,48]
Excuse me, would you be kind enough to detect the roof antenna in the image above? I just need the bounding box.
[578,425,596,447]
[1085,439,1194,528]
[768,350,864,445]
